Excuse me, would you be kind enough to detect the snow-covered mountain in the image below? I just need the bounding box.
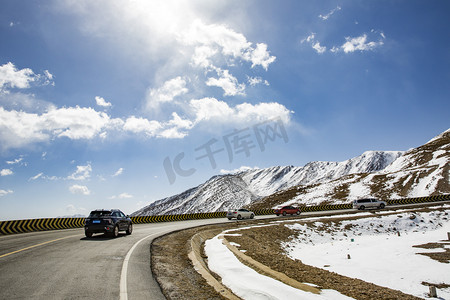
[132,134,450,216]
[251,129,449,209]
[133,129,448,216]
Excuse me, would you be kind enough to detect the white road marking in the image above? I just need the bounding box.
[119,224,181,300]
[120,233,158,300]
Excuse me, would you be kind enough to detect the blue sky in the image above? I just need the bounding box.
[1,0,449,220]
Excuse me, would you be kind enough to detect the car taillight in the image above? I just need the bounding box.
[233,212,237,214]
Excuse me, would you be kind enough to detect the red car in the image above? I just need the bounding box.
[275,206,301,216]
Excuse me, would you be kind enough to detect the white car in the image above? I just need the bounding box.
[353,198,387,210]
[227,208,255,220]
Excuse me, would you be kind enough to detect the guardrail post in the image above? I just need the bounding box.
[429,286,437,297]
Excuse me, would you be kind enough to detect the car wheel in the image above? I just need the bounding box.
[296,211,300,215]
[276,214,280,216]
[112,225,119,238]
[237,214,242,220]
[359,205,365,210]
[85,231,93,238]
[228,218,232,220]
[126,223,133,235]
[282,211,287,216]
[250,214,254,219]
[379,204,385,209]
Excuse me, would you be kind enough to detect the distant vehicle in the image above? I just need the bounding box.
[227,208,255,220]
[84,209,133,238]
[275,206,301,216]
[352,199,387,210]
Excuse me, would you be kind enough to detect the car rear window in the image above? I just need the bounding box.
[89,211,112,217]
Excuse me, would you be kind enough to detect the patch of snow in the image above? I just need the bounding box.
[283,209,450,299]
[205,231,354,300]
[347,180,371,200]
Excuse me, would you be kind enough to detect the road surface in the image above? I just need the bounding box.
[1,202,447,299]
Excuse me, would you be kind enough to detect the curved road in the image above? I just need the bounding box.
[0,218,231,300]
[1,202,446,299]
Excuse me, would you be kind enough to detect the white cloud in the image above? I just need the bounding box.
[181,19,276,70]
[95,96,112,107]
[234,102,292,125]
[206,69,246,96]
[333,33,385,53]
[0,62,54,92]
[167,112,193,130]
[43,107,113,139]
[159,112,194,139]
[145,76,188,110]
[312,41,326,54]
[28,173,59,181]
[191,45,217,68]
[0,106,122,151]
[189,97,234,123]
[0,189,13,197]
[29,173,43,181]
[6,157,23,165]
[113,167,124,177]
[66,204,87,216]
[319,6,342,20]
[68,164,92,181]
[302,33,327,54]
[0,62,36,91]
[303,32,385,54]
[123,116,162,136]
[118,192,133,199]
[0,108,48,149]
[243,43,276,70]
[109,192,133,199]
[1,96,293,149]
[1,169,13,176]
[190,97,292,125]
[247,76,269,87]
[44,70,53,80]
[42,70,55,86]
[69,184,91,195]
[158,127,188,139]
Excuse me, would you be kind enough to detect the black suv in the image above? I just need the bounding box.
[84,209,133,238]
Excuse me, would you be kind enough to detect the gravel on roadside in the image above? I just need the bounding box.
[151,215,424,300]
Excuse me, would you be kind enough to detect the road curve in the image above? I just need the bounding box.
[1,202,447,299]
[0,218,230,300]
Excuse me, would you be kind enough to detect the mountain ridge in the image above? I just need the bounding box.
[133,129,448,216]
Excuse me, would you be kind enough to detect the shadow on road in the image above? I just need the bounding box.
[80,233,129,241]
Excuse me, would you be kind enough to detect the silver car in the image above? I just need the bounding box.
[353,198,387,210]
[227,208,255,220]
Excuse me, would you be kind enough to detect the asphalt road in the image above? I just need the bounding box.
[1,202,447,299]
[0,218,232,300]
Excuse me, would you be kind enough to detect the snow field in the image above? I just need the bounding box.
[205,229,354,300]
[284,207,450,299]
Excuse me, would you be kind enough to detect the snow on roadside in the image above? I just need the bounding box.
[205,228,354,300]
[283,208,450,299]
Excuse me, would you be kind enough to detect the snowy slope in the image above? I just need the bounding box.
[132,129,448,216]
[204,205,450,299]
[266,129,449,208]
[133,151,403,216]
[241,151,403,197]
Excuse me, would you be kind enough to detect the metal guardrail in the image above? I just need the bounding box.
[1,194,449,235]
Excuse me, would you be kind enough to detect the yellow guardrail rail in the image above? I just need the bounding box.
[1,194,449,235]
